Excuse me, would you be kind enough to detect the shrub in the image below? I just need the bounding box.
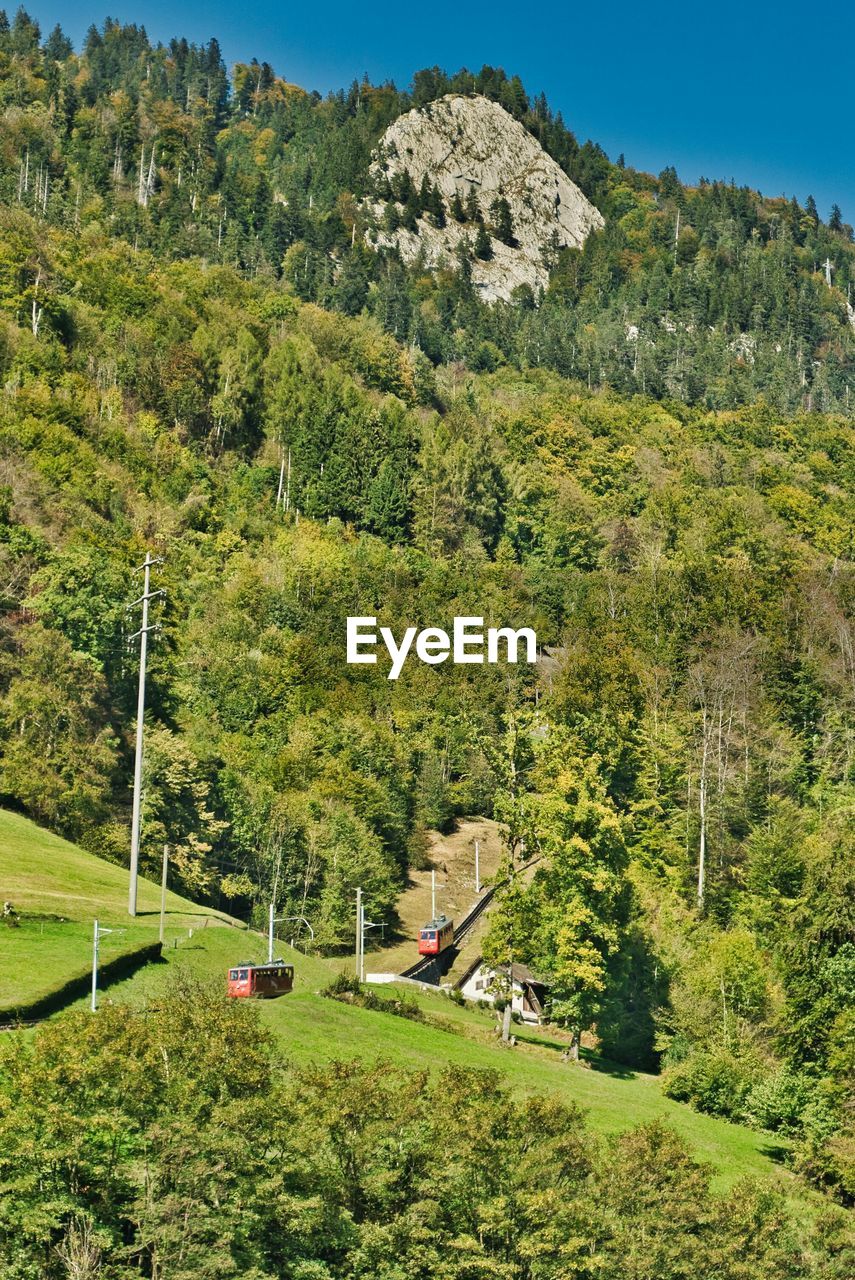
[323,970,362,997]
[662,1049,762,1121]
[745,1067,818,1135]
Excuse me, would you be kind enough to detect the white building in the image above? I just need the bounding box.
[457,957,547,1024]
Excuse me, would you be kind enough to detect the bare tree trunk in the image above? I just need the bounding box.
[697,707,709,908]
[145,147,156,204]
[55,1215,102,1279]
[31,268,42,338]
[501,999,512,1044]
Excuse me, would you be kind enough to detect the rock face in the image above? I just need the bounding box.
[365,95,604,303]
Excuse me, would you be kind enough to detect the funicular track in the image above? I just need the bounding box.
[398,854,541,984]
[399,885,497,982]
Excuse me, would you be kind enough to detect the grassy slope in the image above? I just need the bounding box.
[0,808,241,1008]
[0,809,808,1205]
[92,928,804,1200]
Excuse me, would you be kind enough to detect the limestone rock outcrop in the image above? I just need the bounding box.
[365,94,604,303]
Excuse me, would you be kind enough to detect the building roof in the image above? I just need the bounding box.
[457,956,547,990]
[510,962,546,988]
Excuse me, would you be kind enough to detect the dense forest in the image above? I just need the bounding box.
[0,5,851,1225]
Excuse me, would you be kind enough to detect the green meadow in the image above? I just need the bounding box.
[0,808,241,1011]
[0,808,811,1211]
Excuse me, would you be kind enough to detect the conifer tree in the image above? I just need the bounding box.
[465,186,481,223]
[474,223,493,260]
[489,195,515,246]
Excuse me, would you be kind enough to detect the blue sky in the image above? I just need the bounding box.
[29,1,855,221]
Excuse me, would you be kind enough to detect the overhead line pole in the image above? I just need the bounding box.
[91,920,116,1011]
[268,908,314,959]
[159,844,169,944]
[430,869,447,919]
[355,887,363,982]
[127,553,164,917]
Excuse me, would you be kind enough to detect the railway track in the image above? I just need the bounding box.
[399,884,497,981]
[398,854,541,983]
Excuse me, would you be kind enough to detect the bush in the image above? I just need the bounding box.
[359,988,425,1022]
[796,1119,855,1204]
[322,975,425,1023]
[745,1067,818,1136]
[323,970,362,997]
[662,1049,762,1121]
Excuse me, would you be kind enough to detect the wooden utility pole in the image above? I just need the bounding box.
[159,844,169,943]
[127,554,164,916]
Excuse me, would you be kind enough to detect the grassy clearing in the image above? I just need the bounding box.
[0,810,811,1209]
[372,818,502,977]
[0,808,241,1008]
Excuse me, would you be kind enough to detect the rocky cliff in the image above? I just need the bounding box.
[365,94,604,303]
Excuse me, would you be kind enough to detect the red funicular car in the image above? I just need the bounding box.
[227,960,294,999]
[418,914,454,956]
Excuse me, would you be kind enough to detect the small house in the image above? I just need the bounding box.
[457,956,547,1023]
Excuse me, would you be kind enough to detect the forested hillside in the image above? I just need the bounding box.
[6,987,853,1280]
[2,10,855,410]
[0,7,851,1216]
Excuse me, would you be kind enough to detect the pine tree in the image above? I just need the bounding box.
[373,172,392,201]
[465,186,481,223]
[489,196,515,246]
[392,168,413,204]
[427,181,446,229]
[402,187,420,231]
[474,223,493,261]
[383,201,401,233]
[43,22,72,60]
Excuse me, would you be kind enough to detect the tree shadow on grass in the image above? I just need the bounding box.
[516,1029,640,1079]
[585,1052,639,1080]
[757,1141,792,1166]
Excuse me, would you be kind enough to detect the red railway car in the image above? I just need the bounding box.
[227,960,294,999]
[418,914,454,956]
